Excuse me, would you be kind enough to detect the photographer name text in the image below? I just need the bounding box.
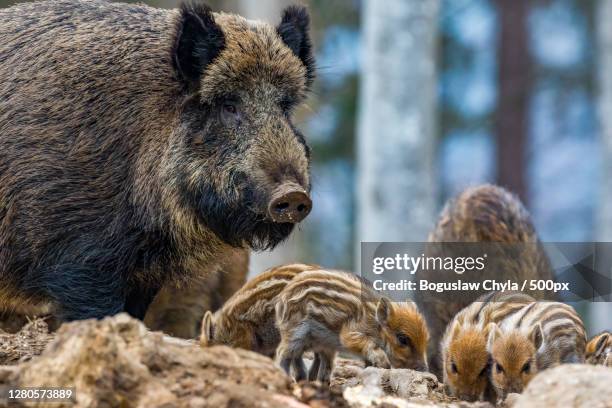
[372,279,569,293]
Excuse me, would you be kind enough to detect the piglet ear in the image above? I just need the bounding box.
[277,5,315,87]
[376,297,392,325]
[174,2,225,88]
[451,321,462,339]
[486,323,501,351]
[200,310,215,346]
[595,333,610,356]
[531,323,544,350]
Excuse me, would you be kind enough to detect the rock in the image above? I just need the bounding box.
[294,381,350,408]
[0,314,299,407]
[334,362,492,408]
[500,393,520,407]
[512,364,612,408]
[331,357,367,390]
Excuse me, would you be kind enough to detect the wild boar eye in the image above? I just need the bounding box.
[451,361,458,374]
[396,333,411,347]
[521,362,531,373]
[220,100,241,125]
[223,103,237,114]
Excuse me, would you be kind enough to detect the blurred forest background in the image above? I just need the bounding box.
[1,0,610,331]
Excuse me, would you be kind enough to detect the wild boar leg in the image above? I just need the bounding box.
[124,284,161,320]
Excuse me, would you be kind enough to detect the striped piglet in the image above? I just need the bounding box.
[275,269,429,382]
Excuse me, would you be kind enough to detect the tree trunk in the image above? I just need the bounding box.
[495,0,531,204]
[357,0,439,249]
[235,0,292,21]
[593,0,612,331]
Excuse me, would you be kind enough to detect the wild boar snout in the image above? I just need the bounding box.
[267,182,311,223]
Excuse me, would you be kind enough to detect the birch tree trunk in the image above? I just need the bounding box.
[357,0,439,247]
[593,0,612,331]
[235,0,293,21]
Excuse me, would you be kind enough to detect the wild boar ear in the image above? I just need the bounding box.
[595,333,610,356]
[486,323,501,351]
[200,311,215,346]
[531,323,544,350]
[277,5,315,87]
[174,2,225,88]
[376,297,392,325]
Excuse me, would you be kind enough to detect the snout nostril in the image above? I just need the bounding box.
[297,204,307,212]
[275,202,290,211]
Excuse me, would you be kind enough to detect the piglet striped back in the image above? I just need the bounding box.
[498,300,586,367]
[275,269,375,328]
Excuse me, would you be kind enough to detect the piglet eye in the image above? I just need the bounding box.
[522,362,531,373]
[496,362,504,374]
[396,333,411,347]
[254,332,263,349]
[451,361,458,374]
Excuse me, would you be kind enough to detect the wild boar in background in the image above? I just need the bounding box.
[144,248,249,338]
[0,0,315,322]
[416,185,557,377]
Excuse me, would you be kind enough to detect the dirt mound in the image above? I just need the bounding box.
[0,318,53,365]
[1,315,610,407]
[1,314,295,407]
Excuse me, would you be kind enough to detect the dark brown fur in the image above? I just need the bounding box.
[0,0,315,321]
[417,185,556,376]
[144,248,249,338]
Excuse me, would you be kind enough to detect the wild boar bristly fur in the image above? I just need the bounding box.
[0,0,315,321]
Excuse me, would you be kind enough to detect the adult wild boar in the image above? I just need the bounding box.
[0,0,315,321]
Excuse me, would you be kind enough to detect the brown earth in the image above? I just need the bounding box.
[0,318,54,365]
[0,315,609,408]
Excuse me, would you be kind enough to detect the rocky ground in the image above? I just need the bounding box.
[0,314,610,407]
